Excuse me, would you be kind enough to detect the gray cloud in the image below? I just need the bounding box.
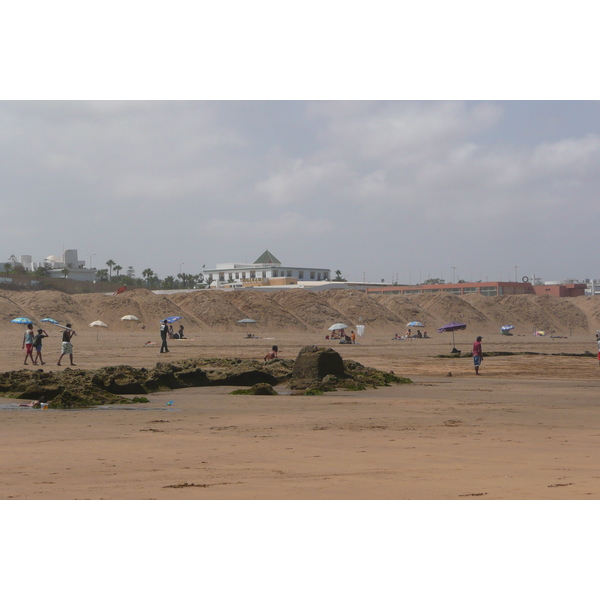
[1,101,599,283]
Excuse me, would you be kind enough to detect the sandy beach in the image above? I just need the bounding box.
[2,325,599,500]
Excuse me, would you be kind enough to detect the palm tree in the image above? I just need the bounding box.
[142,268,155,287]
[162,275,175,289]
[4,262,11,279]
[106,259,116,281]
[61,267,69,279]
[96,269,109,282]
[114,265,122,279]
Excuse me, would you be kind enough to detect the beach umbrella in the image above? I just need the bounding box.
[438,322,467,352]
[11,317,34,325]
[407,321,424,327]
[121,314,140,336]
[41,318,59,325]
[160,316,182,323]
[328,323,348,331]
[90,320,108,340]
[237,318,257,324]
[501,325,514,331]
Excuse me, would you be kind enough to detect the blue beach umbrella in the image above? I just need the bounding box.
[407,321,424,327]
[160,316,182,323]
[500,325,514,331]
[41,318,59,325]
[11,317,34,325]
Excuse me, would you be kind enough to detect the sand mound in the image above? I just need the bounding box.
[0,293,35,327]
[271,289,349,329]
[2,288,600,335]
[318,289,403,329]
[8,290,89,329]
[375,295,436,329]
[168,291,247,329]
[415,293,489,328]
[496,295,589,333]
[225,290,308,330]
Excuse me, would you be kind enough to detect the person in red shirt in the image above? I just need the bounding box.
[472,336,483,375]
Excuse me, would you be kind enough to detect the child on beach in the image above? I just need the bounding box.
[22,323,35,365]
[33,328,49,365]
[264,345,278,361]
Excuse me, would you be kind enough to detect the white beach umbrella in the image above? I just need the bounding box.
[328,323,348,331]
[89,320,108,327]
[89,320,108,340]
[121,314,140,335]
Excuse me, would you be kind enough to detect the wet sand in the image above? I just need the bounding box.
[1,329,599,499]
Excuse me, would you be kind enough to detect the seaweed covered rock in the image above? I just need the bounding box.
[290,346,345,389]
[342,360,411,387]
[92,365,148,395]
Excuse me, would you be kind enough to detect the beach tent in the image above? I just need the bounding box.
[438,322,467,352]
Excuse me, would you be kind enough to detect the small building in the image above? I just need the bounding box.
[204,250,331,287]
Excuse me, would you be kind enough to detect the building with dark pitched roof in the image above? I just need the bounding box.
[203,250,330,287]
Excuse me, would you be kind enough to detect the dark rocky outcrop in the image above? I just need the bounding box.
[0,352,408,408]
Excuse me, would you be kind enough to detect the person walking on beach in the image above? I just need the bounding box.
[57,324,76,366]
[32,328,49,365]
[473,336,483,375]
[264,345,278,361]
[160,319,170,353]
[22,323,35,365]
[351,330,356,344]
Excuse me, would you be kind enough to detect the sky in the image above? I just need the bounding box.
[2,100,600,284]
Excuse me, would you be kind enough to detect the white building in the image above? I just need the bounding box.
[15,249,96,281]
[203,250,331,287]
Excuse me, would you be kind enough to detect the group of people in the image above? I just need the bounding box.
[326,329,356,344]
[394,329,429,340]
[22,322,76,367]
[159,321,186,354]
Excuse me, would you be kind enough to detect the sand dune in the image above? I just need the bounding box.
[1,288,599,335]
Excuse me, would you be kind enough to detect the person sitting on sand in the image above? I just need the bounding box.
[264,345,278,361]
[405,328,412,338]
[178,324,185,339]
[416,329,422,338]
[423,331,430,339]
[33,328,49,365]
[57,324,76,367]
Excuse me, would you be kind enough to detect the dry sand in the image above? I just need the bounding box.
[2,313,600,499]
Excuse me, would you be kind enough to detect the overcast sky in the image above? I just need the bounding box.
[2,100,599,283]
